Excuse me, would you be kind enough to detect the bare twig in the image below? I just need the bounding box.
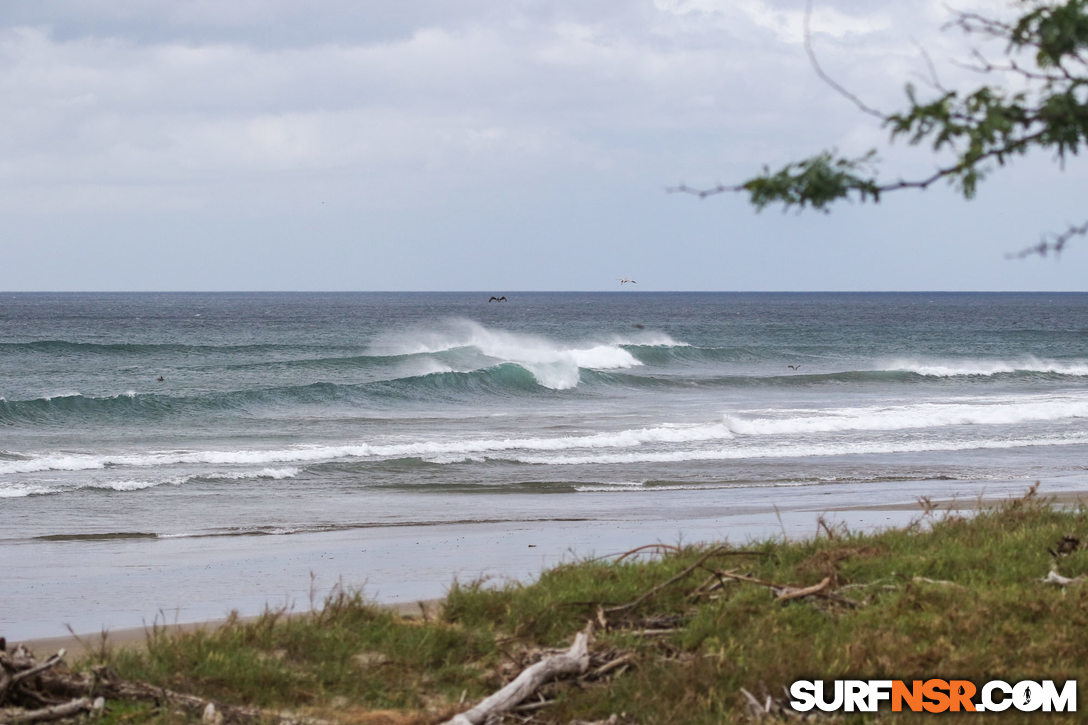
[804,0,886,119]
[1,698,93,724]
[712,569,861,608]
[605,546,731,615]
[443,623,593,725]
[776,577,832,602]
[912,576,964,588]
[1043,569,1086,587]
[8,651,66,689]
[591,653,637,679]
[1007,220,1088,258]
[911,38,948,92]
[613,543,683,563]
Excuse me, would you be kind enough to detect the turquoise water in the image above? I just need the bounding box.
[3,292,1088,636]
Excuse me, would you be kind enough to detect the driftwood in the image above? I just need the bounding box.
[86,668,312,724]
[0,645,99,724]
[1043,569,1086,587]
[739,687,805,721]
[605,546,734,615]
[2,698,98,724]
[711,569,861,608]
[442,623,593,725]
[775,576,831,602]
[912,576,963,587]
[0,642,310,725]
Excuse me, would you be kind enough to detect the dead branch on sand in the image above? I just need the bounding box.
[442,623,594,725]
[0,641,310,725]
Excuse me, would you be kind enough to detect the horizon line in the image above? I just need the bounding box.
[1,289,1086,295]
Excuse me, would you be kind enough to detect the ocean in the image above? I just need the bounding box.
[3,291,1088,638]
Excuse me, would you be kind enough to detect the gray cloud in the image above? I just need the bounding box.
[0,1,1082,291]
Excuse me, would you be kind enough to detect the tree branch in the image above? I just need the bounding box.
[1007,219,1088,257]
[672,1,1088,255]
[803,0,886,120]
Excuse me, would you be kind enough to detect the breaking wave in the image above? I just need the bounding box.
[4,391,1085,485]
[884,357,1088,378]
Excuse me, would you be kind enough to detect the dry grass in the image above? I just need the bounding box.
[85,486,1088,723]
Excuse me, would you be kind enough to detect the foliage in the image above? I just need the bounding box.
[86,488,1088,723]
[676,1,1088,254]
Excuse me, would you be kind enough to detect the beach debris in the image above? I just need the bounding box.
[1048,534,1081,558]
[441,622,593,725]
[202,702,224,724]
[1042,568,1086,587]
[0,640,316,725]
[83,666,316,723]
[739,686,813,721]
[911,576,964,588]
[605,545,735,616]
[705,569,862,609]
[0,644,98,724]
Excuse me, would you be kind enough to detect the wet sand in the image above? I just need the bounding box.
[8,478,1083,650]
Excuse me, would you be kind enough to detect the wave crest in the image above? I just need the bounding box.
[886,357,1088,378]
[366,318,650,389]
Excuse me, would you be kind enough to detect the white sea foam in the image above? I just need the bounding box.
[573,482,695,492]
[0,454,109,475]
[366,318,644,389]
[41,391,82,401]
[216,467,301,480]
[397,359,456,378]
[570,344,640,370]
[511,432,1088,466]
[0,467,302,498]
[0,484,51,498]
[616,331,688,347]
[6,389,1085,482]
[723,397,1088,436]
[885,356,1088,377]
[0,423,737,476]
[90,479,170,492]
[0,478,171,498]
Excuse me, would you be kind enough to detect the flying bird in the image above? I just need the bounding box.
[787,365,801,371]
[619,278,636,285]
[489,295,507,302]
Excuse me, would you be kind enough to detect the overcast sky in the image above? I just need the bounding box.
[1,0,1084,291]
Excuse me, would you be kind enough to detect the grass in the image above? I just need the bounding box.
[81,486,1088,723]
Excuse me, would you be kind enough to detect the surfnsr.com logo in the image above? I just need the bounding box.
[789,679,1076,713]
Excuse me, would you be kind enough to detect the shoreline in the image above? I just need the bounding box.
[824,486,1088,512]
[12,599,444,660]
[13,481,1086,658]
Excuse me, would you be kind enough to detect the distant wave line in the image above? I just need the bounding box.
[4,393,1086,477]
[20,515,595,542]
[508,432,1088,466]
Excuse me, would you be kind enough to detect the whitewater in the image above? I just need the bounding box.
[3,291,1088,637]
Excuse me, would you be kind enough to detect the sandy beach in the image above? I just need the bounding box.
[6,293,1087,661]
[13,599,444,661]
[11,477,1083,656]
